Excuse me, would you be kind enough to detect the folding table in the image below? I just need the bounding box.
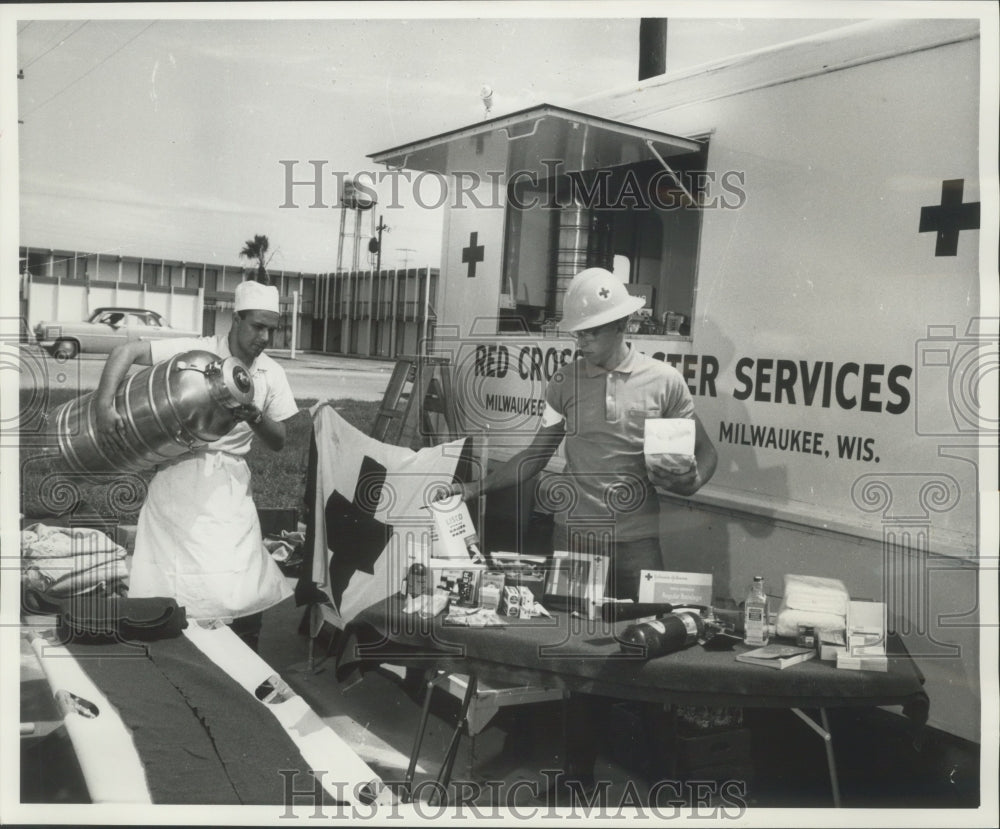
[339,595,930,807]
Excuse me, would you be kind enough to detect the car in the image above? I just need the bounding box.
[33,307,201,359]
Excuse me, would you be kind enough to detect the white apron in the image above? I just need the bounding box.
[129,450,292,621]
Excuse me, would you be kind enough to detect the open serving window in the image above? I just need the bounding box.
[370,104,709,337]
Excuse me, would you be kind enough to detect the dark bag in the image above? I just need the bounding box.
[55,596,188,644]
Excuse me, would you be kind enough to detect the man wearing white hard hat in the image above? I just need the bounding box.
[95,280,298,650]
[444,267,718,793]
[448,267,717,599]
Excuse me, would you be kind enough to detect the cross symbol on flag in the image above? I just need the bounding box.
[644,572,653,581]
[599,288,610,299]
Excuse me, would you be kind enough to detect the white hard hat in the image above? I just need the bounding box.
[559,268,645,332]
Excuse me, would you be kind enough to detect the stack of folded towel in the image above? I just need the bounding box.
[21,523,129,603]
[775,573,850,638]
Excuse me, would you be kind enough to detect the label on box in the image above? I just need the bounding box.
[427,495,480,560]
[638,570,713,608]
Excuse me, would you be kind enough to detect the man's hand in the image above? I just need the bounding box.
[95,402,128,451]
[649,464,701,497]
[231,404,264,426]
[436,481,475,502]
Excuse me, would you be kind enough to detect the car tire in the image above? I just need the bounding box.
[53,339,79,360]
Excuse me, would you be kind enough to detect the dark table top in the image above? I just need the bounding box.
[340,596,929,723]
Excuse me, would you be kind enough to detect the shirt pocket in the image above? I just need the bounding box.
[625,407,662,441]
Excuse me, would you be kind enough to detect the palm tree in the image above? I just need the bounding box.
[240,234,272,284]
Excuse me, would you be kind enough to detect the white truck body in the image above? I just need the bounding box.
[368,18,996,742]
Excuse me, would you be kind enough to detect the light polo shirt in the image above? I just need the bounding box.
[149,334,298,456]
[544,346,695,540]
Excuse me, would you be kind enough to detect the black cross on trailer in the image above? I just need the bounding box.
[462,232,485,278]
[919,179,980,256]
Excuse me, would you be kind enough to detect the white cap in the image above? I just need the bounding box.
[234,280,280,314]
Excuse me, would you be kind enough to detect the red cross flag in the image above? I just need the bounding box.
[303,405,473,624]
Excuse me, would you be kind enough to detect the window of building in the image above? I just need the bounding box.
[24,251,49,276]
[141,262,160,287]
[163,264,183,288]
[63,255,84,281]
[501,151,709,336]
[203,268,219,293]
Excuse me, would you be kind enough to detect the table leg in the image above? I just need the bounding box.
[819,709,841,807]
[790,707,842,807]
[405,672,450,801]
[433,674,478,802]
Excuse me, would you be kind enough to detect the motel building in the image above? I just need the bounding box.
[19,245,439,359]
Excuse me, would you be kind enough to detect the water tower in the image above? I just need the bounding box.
[337,176,378,272]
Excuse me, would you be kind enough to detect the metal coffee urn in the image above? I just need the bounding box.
[49,350,255,473]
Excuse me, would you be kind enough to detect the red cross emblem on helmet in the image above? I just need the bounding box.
[559,268,646,332]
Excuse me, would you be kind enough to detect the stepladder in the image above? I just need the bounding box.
[371,355,458,450]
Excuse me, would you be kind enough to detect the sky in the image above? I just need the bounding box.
[5,4,864,275]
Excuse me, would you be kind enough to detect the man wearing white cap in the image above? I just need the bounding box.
[94,280,298,650]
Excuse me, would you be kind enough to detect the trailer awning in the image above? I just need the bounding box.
[368,103,702,175]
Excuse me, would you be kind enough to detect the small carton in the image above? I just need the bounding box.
[820,643,848,661]
[517,586,536,616]
[479,571,506,611]
[847,600,887,656]
[500,585,523,617]
[837,652,889,672]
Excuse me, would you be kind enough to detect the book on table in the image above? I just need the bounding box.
[735,643,816,670]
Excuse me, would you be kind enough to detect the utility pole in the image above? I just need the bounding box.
[373,215,389,275]
[367,215,388,357]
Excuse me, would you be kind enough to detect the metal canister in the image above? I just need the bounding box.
[48,350,254,473]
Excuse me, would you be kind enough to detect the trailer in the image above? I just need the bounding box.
[367,18,995,744]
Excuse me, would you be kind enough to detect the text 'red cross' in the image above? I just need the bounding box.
[919,179,980,256]
[462,232,485,278]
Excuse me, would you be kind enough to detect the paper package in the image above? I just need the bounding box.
[643,418,696,484]
[775,573,849,638]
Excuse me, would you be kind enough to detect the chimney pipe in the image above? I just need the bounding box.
[639,18,668,80]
